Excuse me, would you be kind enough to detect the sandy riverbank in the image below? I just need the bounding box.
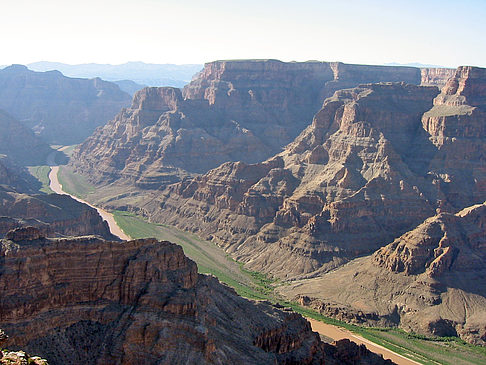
[307,318,421,365]
[48,166,131,240]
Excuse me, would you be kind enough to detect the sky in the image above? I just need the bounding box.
[1,0,485,68]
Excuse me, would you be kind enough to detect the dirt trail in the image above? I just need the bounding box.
[307,318,422,365]
[48,166,131,240]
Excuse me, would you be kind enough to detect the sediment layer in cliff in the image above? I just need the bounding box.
[0,187,116,240]
[281,200,486,346]
[71,59,422,189]
[0,233,394,365]
[142,66,486,280]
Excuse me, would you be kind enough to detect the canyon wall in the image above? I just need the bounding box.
[71,60,422,189]
[0,231,393,364]
[0,188,116,240]
[282,200,486,345]
[142,66,486,280]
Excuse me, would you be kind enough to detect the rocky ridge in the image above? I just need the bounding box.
[0,187,116,240]
[282,200,486,345]
[0,231,393,364]
[0,65,131,144]
[139,66,486,280]
[71,59,423,189]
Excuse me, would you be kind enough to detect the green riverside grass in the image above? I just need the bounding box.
[27,165,54,193]
[53,165,486,365]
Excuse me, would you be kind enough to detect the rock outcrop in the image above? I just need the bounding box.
[0,187,116,240]
[141,82,441,278]
[71,59,422,188]
[0,234,393,364]
[136,66,486,280]
[0,65,131,144]
[281,200,486,346]
[0,156,41,193]
[420,67,456,87]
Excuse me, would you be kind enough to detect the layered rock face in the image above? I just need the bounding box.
[146,82,442,278]
[420,67,456,87]
[0,232,392,365]
[143,66,486,280]
[0,187,116,240]
[0,65,131,144]
[0,110,55,166]
[282,200,486,345]
[71,60,421,188]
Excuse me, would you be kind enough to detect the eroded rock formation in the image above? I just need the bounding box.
[282,200,486,345]
[0,187,116,240]
[139,66,486,280]
[0,233,394,364]
[0,110,56,166]
[71,59,422,188]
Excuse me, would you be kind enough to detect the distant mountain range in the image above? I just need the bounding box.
[23,61,203,89]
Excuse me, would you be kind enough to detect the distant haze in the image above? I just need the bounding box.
[26,61,203,88]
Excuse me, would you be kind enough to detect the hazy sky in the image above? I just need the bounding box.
[1,0,485,67]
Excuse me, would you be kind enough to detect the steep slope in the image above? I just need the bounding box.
[0,65,131,144]
[0,110,56,166]
[145,66,486,279]
[420,67,456,87]
[0,230,393,365]
[145,82,440,278]
[281,200,486,346]
[71,59,422,188]
[0,187,116,240]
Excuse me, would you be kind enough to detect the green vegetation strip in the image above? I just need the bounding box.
[27,165,54,194]
[57,166,95,199]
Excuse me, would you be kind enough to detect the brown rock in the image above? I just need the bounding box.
[0,235,329,364]
[146,82,440,279]
[0,188,116,240]
[281,201,486,345]
[420,67,456,87]
[71,59,422,189]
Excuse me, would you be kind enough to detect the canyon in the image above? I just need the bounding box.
[71,60,425,188]
[0,229,393,364]
[3,57,485,363]
[67,61,486,348]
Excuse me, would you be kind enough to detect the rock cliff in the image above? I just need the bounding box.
[420,67,456,87]
[0,233,393,364]
[0,65,131,144]
[281,200,486,345]
[71,59,421,188]
[143,82,440,278]
[141,66,486,280]
[0,156,41,193]
[0,187,116,240]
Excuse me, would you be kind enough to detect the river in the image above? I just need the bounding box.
[47,166,419,365]
[48,166,131,240]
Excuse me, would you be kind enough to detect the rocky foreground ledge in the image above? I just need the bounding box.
[0,227,393,364]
